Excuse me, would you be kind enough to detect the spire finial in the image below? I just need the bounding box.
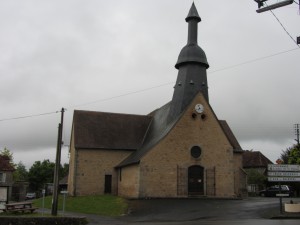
[186,2,201,22]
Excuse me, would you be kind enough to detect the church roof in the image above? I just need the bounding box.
[117,103,243,167]
[117,102,178,167]
[73,110,152,150]
[242,150,273,168]
[219,120,243,152]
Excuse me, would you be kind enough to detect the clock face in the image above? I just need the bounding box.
[195,104,204,113]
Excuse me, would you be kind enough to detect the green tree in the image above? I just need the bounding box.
[280,144,300,164]
[13,161,28,181]
[60,163,69,178]
[246,168,267,189]
[28,159,55,191]
[0,147,15,168]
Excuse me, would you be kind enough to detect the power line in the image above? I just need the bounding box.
[0,111,59,122]
[0,47,299,122]
[267,4,300,47]
[68,82,173,109]
[209,47,300,73]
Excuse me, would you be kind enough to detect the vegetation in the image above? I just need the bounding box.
[1,147,69,194]
[14,161,28,181]
[33,195,128,216]
[246,168,267,188]
[280,144,300,164]
[0,147,15,168]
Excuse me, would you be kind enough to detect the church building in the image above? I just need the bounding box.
[68,3,247,199]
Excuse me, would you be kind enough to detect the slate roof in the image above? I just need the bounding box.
[73,110,152,150]
[72,101,243,168]
[0,155,15,171]
[117,103,244,167]
[242,150,273,168]
[219,120,243,152]
[117,102,178,167]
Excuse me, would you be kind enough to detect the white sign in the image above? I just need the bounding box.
[268,172,300,177]
[268,177,300,182]
[276,193,290,197]
[60,191,68,194]
[268,164,300,171]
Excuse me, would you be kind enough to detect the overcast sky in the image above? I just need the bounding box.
[0,0,299,169]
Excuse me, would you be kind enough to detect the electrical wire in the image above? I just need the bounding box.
[209,47,300,73]
[265,2,300,47]
[0,111,59,122]
[0,46,299,122]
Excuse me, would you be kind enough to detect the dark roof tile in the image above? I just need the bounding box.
[73,110,152,150]
[242,150,273,168]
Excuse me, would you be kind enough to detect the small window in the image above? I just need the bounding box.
[0,173,6,182]
[191,146,202,158]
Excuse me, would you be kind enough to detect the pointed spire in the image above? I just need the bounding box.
[186,2,201,22]
[168,3,210,122]
[175,3,209,69]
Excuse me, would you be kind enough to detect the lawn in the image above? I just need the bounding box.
[33,195,128,216]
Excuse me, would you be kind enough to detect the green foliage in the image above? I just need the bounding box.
[0,147,15,168]
[33,195,128,216]
[13,161,29,181]
[60,163,69,178]
[280,144,300,165]
[28,160,69,192]
[28,160,55,191]
[246,168,267,187]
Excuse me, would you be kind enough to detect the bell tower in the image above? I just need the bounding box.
[168,3,209,122]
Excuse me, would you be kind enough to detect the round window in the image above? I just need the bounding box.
[191,146,202,158]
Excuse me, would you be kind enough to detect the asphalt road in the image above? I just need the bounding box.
[83,197,300,225]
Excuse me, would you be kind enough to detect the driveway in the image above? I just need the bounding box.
[84,197,300,225]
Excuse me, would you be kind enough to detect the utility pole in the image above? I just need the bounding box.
[51,108,65,216]
[294,123,300,145]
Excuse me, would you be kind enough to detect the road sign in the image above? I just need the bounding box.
[268,164,300,172]
[276,193,290,197]
[268,172,300,177]
[268,177,300,182]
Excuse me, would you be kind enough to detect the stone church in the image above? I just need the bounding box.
[68,3,247,198]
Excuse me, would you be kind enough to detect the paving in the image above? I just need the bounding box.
[51,197,299,225]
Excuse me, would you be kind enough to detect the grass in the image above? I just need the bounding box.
[32,194,128,216]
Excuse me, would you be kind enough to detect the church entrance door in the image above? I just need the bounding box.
[188,165,204,196]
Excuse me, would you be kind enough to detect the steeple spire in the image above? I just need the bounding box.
[186,2,201,45]
[168,3,209,122]
[175,3,208,69]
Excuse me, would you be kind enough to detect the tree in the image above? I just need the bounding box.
[13,161,28,181]
[28,160,55,191]
[280,144,300,165]
[0,147,15,168]
[60,163,69,178]
[246,168,267,189]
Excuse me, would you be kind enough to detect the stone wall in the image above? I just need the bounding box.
[118,164,140,198]
[137,93,237,198]
[69,148,132,196]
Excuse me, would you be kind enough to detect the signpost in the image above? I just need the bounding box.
[267,164,300,214]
